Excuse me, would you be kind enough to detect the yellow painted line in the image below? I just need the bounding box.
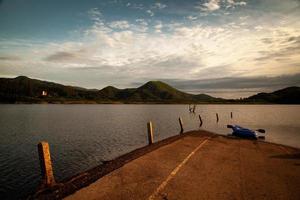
[148,138,210,200]
[279,145,290,154]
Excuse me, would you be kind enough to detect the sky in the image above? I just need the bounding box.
[0,0,300,98]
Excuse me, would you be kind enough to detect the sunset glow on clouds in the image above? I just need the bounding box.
[0,0,300,98]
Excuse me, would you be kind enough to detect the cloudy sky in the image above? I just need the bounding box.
[0,0,300,98]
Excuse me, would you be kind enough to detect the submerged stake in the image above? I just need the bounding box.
[38,141,56,187]
[179,117,184,133]
[199,114,203,127]
[147,121,154,145]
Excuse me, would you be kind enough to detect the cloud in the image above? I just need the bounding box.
[152,3,167,10]
[186,16,198,20]
[227,0,247,7]
[88,8,102,21]
[154,21,163,33]
[146,9,154,17]
[66,65,113,71]
[135,18,148,26]
[196,0,247,12]
[21,15,300,81]
[256,35,300,62]
[108,20,130,29]
[133,19,148,32]
[166,74,300,90]
[0,55,21,61]
[1,0,300,97]
[197,0,220,11]
[44,52,78,62]
[129,3,144,10]
[236,1,246,6]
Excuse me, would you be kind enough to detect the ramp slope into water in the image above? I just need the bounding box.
[61,131,300,200]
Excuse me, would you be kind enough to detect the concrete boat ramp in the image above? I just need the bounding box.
[33,131,300,200]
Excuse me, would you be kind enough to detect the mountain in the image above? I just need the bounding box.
[1,76,298,104]
[0,76,221,103]
[0,76,102,103]
[98,81,223,103]
[245,86,300,104]
[98,86,121,100]
[194,93,220,102]
[112,81,192,102]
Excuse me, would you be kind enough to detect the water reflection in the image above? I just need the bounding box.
[0,104,299,199]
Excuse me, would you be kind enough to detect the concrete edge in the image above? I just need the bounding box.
[28,130,216,200]
[28,130,300,200]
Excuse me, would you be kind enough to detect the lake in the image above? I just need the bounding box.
[0,104,299,199]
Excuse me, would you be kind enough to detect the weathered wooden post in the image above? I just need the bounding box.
[231,112,233,119]
[179,117,184,133]
[216,113,219,122]
[147,121,154,145]
[188,104,196,113]
[199,114,203,127]
[38,141,56,187]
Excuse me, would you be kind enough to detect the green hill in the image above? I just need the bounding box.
[98,81,223,103]
[98,86,120,100]
[246,86,300,104]
[0,76,101,103]
[124,81,194,102]
[0,76,220,103]
[194,93,221,101]
[1,76,298,104]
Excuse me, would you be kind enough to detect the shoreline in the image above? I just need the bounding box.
[1,102,299,105]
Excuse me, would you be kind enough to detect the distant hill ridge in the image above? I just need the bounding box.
[0,76,222,103]
[247,86,300,104]
[0,76,299,104]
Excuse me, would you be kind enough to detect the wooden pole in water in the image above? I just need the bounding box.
[231,112,233,119]
[179,117,184,133]
[199,114,203,127]
[38,141,56,187]
[216,113,219,122]
[147,121,154,145]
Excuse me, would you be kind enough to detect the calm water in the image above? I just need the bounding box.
[0,104,299,199]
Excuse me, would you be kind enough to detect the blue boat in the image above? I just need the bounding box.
[227,125,265,139]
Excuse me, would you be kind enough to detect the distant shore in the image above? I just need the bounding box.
[1,76,300,104]
[1,101,295,105]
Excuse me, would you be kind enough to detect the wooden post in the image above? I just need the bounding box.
[216,113,219,122]
[147,121,154,145]
[189,104,192,113]
[231,112,233,119]
[38,141,56,187]
[179,117,184,133]
[193,105,196,113]
[199,114,203,127]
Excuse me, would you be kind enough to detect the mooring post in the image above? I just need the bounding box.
[147,121,154,145]
[179,117,184,133]
[199,114,203,127]
[38,141,56,187]
[231,112,233,119]
[216,113,219,122]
